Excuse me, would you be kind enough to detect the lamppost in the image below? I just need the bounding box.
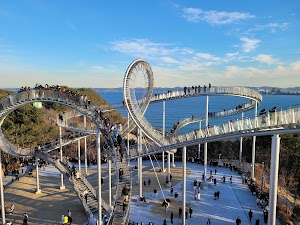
[261,162,265,191]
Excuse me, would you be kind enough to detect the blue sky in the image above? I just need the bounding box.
[0,0,299,88]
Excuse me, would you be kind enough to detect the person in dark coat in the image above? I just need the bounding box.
[179,206,182,218]
[255,218,260,225]
[170,212,174,224]
[189,207,193,218]
[236,216,241,225]
[163,218,167,225]
[248,209,253,222]
[263,210,268,223]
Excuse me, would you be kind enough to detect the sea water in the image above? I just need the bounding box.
[98,90,300,134]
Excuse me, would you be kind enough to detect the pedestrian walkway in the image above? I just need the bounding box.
[1,163,86,225]
[129,161,281,225]
[1,160,281,225]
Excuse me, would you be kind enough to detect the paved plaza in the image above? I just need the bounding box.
[1,160,281,225]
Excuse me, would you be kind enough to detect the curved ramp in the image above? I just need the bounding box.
[0,88,132,224]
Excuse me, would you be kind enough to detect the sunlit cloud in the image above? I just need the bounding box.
[240,37,260,52]
[160,57,179,63]
[196,53,221,61]
[182,7,254,25]
[253,54,277,64]
[110,39,171,58]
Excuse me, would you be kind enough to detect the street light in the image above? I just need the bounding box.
[261,162,265,191]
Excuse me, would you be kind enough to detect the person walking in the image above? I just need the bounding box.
[170,186,174,196]
[207,218,211,225]
[255,218,260,225]
[170,212,174,224]
[248,209,253,222]
[174,192,178,201]
[179,206,182,218]
[236,216,241,225]
[163,218,167,225]
[23,213,29,225]
[83,189,88,203]
[189,207,193,218]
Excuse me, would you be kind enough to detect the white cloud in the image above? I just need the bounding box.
[253,54,277,64]
[110,39,171,57]
[196,53,221,61]
[249,22,288,33]
[291,60,300,71]
[240,37,260,52]
[160,57,179,63]
[203,10,255,25]
[182,7,254,25]
[182,8,202,22]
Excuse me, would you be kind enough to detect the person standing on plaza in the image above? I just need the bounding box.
[189,207,193,218]
[163,218,167,225]
[170,186,174,196]
[174,192,178,201]
[207,218,211,225]
[23,213,28,225]
[255,218,260,225]
[236,216,241,225]
[179,206,182,218]
[170,211,174,224]
[248,209,253,222]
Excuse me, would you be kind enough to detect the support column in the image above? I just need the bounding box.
[251,102,258,179]
[204,95,209,182]
[268,134,280,225]
[59,126,65,190]
[84,115,88,175]
[162,152,165,172]
[138,129,143,197]
[96,129,102,224]
[198,120,202,159]
[167,153,171,187]
[239,112,244,165]
[78,139,81,173]
[139,156,143,198]
[0,150,6,224]
[108,159,112,208]
[172,153,175,167]
[182,146,187,225]
[35,158,41,194]
[162,100,165,172]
